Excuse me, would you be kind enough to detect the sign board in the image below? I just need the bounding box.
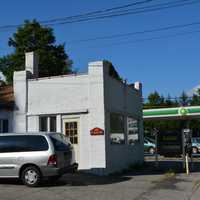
[90,127,104,136]
[158,130,182,156]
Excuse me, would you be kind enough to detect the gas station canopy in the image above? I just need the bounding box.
[143,106,200,121]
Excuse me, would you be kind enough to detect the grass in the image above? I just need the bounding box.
[164,168,176,178]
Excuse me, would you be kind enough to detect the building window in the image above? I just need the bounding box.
[50,117,57,132]
[64,122,78,144]
[127,117,139,145]
[39,117,47,131]
[0,119,9,133]
[39,116,56,132]
[110,113,125,144]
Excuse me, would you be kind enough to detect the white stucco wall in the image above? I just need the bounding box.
[27,74,89,115]
[13,62,107,172]
[104,74,144,173]
[12,55,144,175]
[87,61,107,174]
[13,71,29,132]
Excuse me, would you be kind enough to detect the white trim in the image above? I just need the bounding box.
[143,112,200,119]
[143,114,180,119]
[28,72,88,82]
[62,117,80,163]
[47,117,50,132]
[27,109,89,116]
[143,106,200,113]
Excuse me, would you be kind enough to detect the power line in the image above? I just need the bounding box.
[143,96,194,100]
[0,0,199,32]
[41,0,154,24]
[0,0,156,31]
[44,0,200,26]
[68,21,200,44]
[1,24,200,51]
[72,29,200,49]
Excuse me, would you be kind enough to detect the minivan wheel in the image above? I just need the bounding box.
[21,166,41,187]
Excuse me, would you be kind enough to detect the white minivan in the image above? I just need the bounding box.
[0,132,78,187]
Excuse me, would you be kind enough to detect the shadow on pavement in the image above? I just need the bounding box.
[0,173,132,187]
[1,158,200,187]
[0,178,22,185]
[40,173,132,187]
[41,159,200,187]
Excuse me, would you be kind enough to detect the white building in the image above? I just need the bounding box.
[1,52,144,174]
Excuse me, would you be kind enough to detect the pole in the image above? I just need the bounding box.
[155,130,159,168]
[185,153,189,175]
[182,131,185,170]
[191,153,193,172]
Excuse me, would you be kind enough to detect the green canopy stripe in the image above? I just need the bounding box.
[143,106,200,118]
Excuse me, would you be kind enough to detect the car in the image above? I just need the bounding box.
[0,132,78,187]
[144,137,156,154]
[192,137,200,154]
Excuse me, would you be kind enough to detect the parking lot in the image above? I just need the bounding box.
[1,159,200,200]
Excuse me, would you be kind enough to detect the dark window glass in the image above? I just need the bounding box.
[110,113,125,144]
[0,135,49,153]
[2,120,9,133]
[0,120,2,133]
[39,117,47,131]
[50,136,70,151]
[50,116,56,132]
[110,114,124,133]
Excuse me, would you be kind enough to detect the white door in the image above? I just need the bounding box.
[63,118,79,163]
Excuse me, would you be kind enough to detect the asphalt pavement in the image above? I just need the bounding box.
[1,158,200,200]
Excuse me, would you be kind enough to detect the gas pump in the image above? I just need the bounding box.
[182,128,193,174]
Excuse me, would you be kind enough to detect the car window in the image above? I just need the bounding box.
[192,138,196,143]
[196,138,200,143]
[144,139,148,144]
[0,135,49,153]
[50,135,70,151]
[146,137,155,143]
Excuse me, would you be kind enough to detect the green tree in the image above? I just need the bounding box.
[165,94,173,106]
[146,91,162,107]
[179,91,190,106]
[191,89,200,106]
[0,20,72,83]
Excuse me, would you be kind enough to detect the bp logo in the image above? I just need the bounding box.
[178,107,188,116]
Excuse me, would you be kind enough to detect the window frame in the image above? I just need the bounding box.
[64,121,78,145]
[0,119,9,133]
[110,113,126,145]
[39,115,57,132]
[127,116,140,145]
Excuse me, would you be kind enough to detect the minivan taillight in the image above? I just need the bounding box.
[48,155,57,166]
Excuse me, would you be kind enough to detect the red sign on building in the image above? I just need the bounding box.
[90,127,104,136]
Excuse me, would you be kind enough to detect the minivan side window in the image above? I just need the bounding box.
[0,135,49,153]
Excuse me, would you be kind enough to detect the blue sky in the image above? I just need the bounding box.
[0,0,200,98]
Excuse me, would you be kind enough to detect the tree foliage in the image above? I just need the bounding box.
[0,20,72,83]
